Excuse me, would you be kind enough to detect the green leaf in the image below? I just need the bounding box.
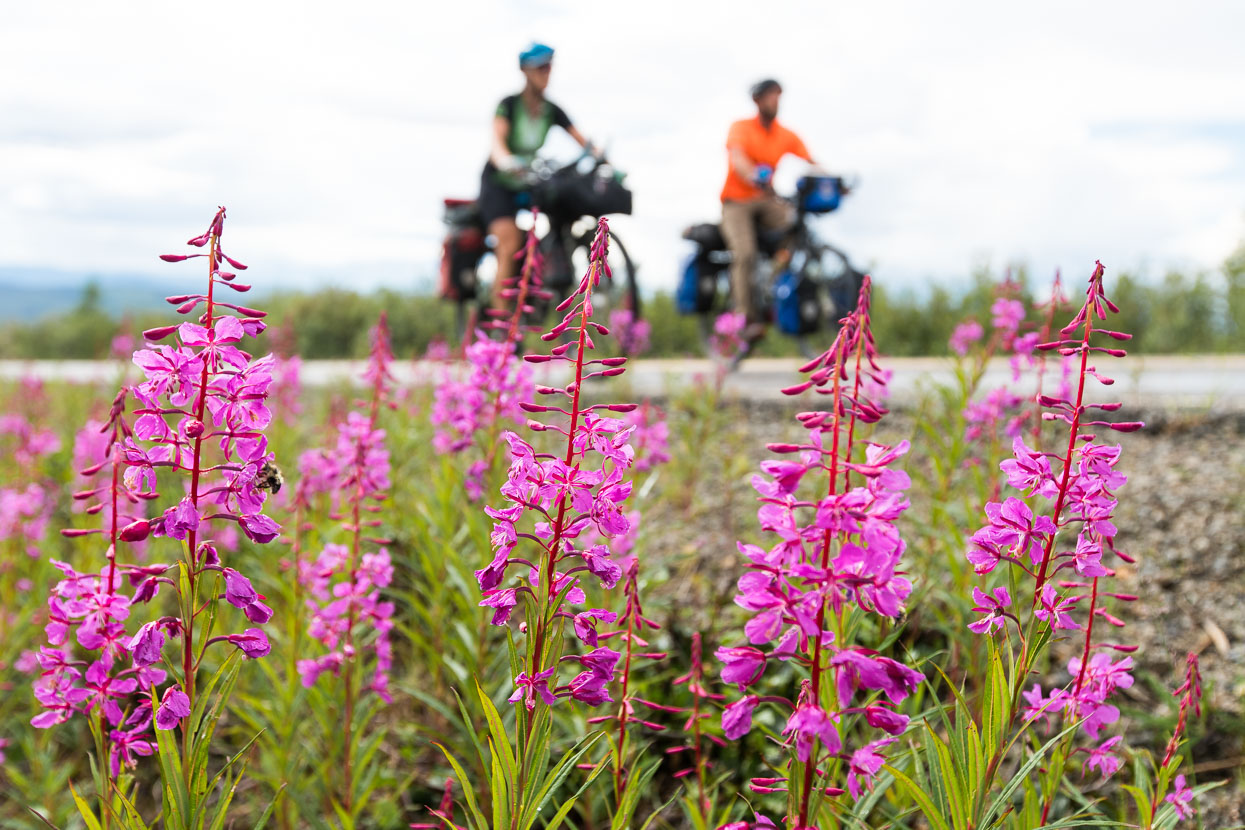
[250,783,287,830]
[981,719,1082,828]
[1120,783,1153,828]
[884,762,952,830]
[475,679,517,799]
[543,754,610,830]
[69,782,104,830]
[521,731,604,829]
[433,742,489,830]
[612,756,663,830]
[151,691,190,830]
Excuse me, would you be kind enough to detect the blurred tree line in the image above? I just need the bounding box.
[2,248,1241,360]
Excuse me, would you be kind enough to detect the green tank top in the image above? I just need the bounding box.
[493,94,573,189]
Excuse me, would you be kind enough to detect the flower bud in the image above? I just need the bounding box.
[184,419,205,438]
[119,520,151,542]
[143,325,179,341]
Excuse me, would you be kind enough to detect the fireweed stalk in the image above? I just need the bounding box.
[963,262,1146,822]
[668,632,726,819]
[34,207,280,818]
[1147,653,1202,825]
[33,390,159,811]
[431,221,543,499]
[956,281,1034,453]
[1027,271,1071,451]
[297,312,397,813]
[473,218,638,817]
[585,558,666,803]
[717,276,922,828]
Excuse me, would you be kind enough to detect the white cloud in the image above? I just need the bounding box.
[1,0,1242,297]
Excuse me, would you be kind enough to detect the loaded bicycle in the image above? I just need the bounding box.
[677,175,865,358]
[440,153,639,337]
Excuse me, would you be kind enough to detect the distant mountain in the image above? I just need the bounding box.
[0,263,440,322]
[0,267,241,321]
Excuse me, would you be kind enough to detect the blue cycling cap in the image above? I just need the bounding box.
[519,42,554,69]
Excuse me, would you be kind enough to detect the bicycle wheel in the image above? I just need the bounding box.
[695,265,733,356]
[810,242,864,323]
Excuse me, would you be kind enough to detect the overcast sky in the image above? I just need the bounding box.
[2,0,1243,296]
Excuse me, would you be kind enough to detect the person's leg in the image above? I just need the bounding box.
[720,200,759,322]
[756,196,795,234]
[489,217,522,307]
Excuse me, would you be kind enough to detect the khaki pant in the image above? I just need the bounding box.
[720,197,795,322]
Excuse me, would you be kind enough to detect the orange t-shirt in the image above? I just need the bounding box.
[720,116,813,202]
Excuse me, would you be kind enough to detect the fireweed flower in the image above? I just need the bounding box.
[33,209,279,791]
[0,407,61,556]
[949,320,983,356]
[623,401,671,473]
[608,307,651,356]
[297,313,397,811]
[1166,775,1195,821]
[964,263,1145,820]
[710,311,747,360]
[952,279,1060,451]
[478,218,638,718]
[717,276,920,825]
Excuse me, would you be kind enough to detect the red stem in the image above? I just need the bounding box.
[180,217,219,782]
[1032,313,1093,601]
[526,258,598,739]
[798,332,850,828]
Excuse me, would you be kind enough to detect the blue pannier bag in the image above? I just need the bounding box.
[797,176,842,214]
[676,254,701,314]
[774,268,821,335]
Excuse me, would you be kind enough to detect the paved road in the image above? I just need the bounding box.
[2,355,1241,410]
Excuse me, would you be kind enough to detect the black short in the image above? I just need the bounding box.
[478,166,525,227]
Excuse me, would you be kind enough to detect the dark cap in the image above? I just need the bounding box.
[750,79,782,99]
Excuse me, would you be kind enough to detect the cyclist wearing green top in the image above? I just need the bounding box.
[481,42,595,294]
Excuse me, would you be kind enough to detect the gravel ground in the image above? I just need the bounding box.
[639,396,1245,825]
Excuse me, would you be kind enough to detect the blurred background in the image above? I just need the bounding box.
[2,0,1242,356]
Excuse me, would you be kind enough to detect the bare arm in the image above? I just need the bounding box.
[729,145,757,181]
[489,115,515,170]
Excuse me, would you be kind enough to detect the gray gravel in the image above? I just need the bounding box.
[638,397,1245,823]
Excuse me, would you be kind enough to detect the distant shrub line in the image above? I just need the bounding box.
[2,251,1241,360]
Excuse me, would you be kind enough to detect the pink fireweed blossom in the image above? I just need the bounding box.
[949,320,984,356]
[965,263,1146,823]
[710,311,747,361]
[968,585,1013,634]
[1081,734,1123,780]
[991,297,1026,344]
[0,410,60,555]
[299,314,397,705]
[718,276,919,823]
[35,210,281,789]
[430,330,533,480]
[608,307,651,356]
[624,401,671,473]
[433,223,545,499]
[1165,775,1195,821]
[478,219,639,719]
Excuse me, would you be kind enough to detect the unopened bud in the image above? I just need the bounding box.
[120,520,151,542]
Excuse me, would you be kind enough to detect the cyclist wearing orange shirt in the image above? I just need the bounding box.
[721,79,820,341]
